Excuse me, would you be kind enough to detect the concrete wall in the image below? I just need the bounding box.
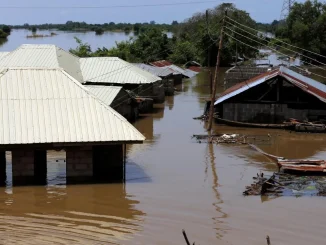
[223,103,326,123]
[66,146,93,183]
[12,150,47,185]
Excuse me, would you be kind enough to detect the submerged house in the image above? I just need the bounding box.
[0,67,145,185]
[214,66,326,124]
[80,57,165,103]
[133,63,175,95]
[150,60,199,80]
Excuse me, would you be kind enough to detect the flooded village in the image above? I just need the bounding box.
[1,1,326,244]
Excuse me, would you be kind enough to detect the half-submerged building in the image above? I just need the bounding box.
[80,57,165,103]
[214,66,326,123]
[0,67,145,185]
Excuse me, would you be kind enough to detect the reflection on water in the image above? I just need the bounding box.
[0,183,144,244]
[0,29,134,51]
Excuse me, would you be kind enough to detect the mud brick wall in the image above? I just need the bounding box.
[66,146,93,178]
[223,103,326,123]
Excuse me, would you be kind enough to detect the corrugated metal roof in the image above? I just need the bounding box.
[150,60,199,78]
[0,44,84,83]
[86,85,123,106]
[150,60,173,67]
[133,63,173,77]
[167,65,198,78]
[0,52,9,60]
[80,57,161,84]
[0,67,145,145]
[214,66,326,105]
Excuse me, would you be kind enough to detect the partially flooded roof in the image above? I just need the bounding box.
[0,44,84,83]
[0,67,145,145]
[86,85,124,106]
[150,60,198,78]
[133,63,173,77]
[214,66,326,105]
[80,57,161,84]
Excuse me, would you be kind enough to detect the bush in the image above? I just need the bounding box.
[95,28,104,35]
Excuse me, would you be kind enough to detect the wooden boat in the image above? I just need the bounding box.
[277,159,326,173]
[215,117,294,129]
[295,123,326,133]
[249,144,326,173]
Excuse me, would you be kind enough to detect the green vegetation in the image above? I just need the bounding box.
[11,21,176,33]
[273,0,326,62]
[0,25,11,39]
[31,27,37,33]
[70,3,259,66]
[95,28,104,35]
[0,30,8,39]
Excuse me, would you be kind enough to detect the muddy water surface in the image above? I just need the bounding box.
[1,69,326,244]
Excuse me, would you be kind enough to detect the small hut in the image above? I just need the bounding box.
[214,66,326,124]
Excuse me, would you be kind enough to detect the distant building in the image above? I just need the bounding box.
[149,60,199,81]
[133,63,175,95]
[214,66,326,123]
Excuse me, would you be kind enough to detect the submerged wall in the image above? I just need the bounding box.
[222,103,326,123]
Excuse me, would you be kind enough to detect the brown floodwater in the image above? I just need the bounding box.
[1,68,326,244]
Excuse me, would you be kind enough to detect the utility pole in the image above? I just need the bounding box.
[280,0,295,20]
[207,11,226,131]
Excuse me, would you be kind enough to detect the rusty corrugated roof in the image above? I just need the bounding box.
[214,66,326,105]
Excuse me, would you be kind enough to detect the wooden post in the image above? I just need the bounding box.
[207,11,227,131]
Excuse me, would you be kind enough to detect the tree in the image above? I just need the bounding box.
[275,0,326,62]
[2,25,11,34]
[173,3,258,66]
[95,28,104,35]
[0,30,8,39]
[133,23,141,33]
[31,27,37,33]
[172,20,179,25]
[69,37,92,57]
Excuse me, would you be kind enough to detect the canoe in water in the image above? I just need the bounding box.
[295,123,326,133]
[215,117,294,129]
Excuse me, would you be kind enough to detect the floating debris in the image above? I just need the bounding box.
[192,134,245,144]
[192,134,272,145]
[244,172,326,197]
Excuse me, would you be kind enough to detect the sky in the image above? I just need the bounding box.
[1,0,306,25]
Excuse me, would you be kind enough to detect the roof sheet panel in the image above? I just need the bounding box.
[0,67,145,145]
[0,44,84,83]
[86,85,123,106]
[133,63,173,77]
[80,57,161,84]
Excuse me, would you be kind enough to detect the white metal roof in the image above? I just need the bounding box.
[0,44,84,83]
[0,67,145,145]
[80,57,161,84]
[0,52,9,60]
[86,85,124,106]
[133,63,173,77]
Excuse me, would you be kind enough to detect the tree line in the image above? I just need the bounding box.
[70,3,260,66]
[10,21,178,35]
